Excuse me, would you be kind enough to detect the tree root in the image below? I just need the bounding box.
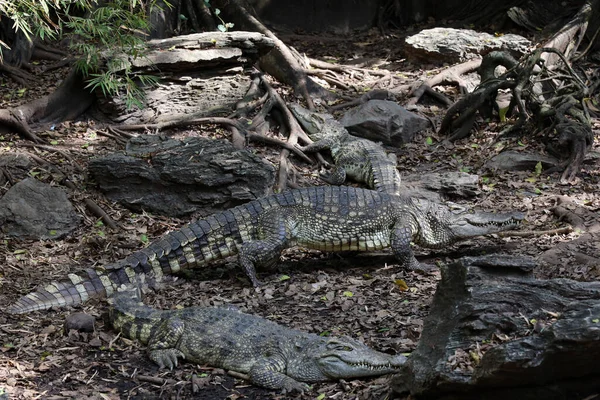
[406,59,482,106]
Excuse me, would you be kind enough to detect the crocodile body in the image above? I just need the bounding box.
[291,104,402,195]
[110,288,406,392]
[8,186,523,314]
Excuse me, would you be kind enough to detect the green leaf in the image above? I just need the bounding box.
[140,234,149,244]
[593,319,599,323]
[525,177,537,183]
[279,275,290,281]
[217,24,227,32]
[49,230,57,236]
[214,8,221,15]
[316,394,326,400]
[534,161,542,177]
[95,220,104,227]
[470,143,478,148]
[482,176,490,184]
[97,231,105,237]
[50,140,58,145]
[13,249,27,254]
[319,331,331,336]
[425,137,433,145]
[498,107,508,122]
[518,140,526,146]
[342,291,353,297]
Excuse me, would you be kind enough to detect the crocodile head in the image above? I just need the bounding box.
[288,336,406,382]
[412,198,525,248]
[289,104,346,141]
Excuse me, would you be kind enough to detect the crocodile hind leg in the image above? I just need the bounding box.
[238,212,290,287]
[147,318,186,369]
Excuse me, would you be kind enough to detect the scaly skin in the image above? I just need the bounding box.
[110,288,407,392]
[290,104,402,195]
[7,186,524,314]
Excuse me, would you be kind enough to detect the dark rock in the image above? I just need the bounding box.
[339,100,430,146]
[88,135,275,217]
[0,153,35,186]
[391,254,600,400]
[402,171,479,201]
[404,28,532,64]
[485,151,559,171]
[0,178,80,239]
[64,312,96,333]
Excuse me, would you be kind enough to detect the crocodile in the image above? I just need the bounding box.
[7,186,523,314]
[290,104,402,195]
[109,288,407,392]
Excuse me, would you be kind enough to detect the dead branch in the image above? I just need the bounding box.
[498,226,573,237]
[407,59,482,106]
[329,89,396,111]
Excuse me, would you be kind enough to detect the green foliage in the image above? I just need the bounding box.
[1,0,166,109]
[203,0,234,32]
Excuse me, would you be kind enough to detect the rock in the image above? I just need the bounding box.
[391,254,600,400]
[402,171,479,201]
[485,151,559,171]
[404,28,532,64]
[0,178,80,239]
[0,153,35,186]
[64,313,96,333]
[88,135,275,217]
[339,100,430,146]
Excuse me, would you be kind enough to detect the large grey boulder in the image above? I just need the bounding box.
[404,27,532,64]
[88,135,276,217]
[0,178,80,239]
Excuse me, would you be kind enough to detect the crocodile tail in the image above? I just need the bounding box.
[7,213,245,314]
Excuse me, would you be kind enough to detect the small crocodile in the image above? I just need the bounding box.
[8,186,523,314]
[110,288,406,392]
[290,104,402,195]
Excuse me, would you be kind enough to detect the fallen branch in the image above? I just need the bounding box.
[498,226,573,237]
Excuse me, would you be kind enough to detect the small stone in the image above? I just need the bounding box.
[64,312,96,333]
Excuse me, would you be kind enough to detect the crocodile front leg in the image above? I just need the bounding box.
[238,211,290,287]
[390,225,422,270]
[248,358,310,393]
[147,318,186,369]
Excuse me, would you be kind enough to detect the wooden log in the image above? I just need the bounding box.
[391,254,600,399]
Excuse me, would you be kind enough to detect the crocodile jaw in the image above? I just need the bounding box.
[313,337,406,379]
[448,211,525,240]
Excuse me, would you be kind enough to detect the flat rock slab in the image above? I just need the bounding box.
[404,28,532,64]
[340,100,430,146]
[485,151,559,172]
[88,135,275,217]
[391,254,600,400]
[0,178,80,239]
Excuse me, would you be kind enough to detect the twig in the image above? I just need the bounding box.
[136,374,177,385]
[84,198,118,230]
[498,226,573,237]
[20,143,84,173]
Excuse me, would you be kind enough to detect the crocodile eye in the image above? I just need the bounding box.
[326,341,353,351]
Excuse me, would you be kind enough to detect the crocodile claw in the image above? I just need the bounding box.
[150,348,185,370]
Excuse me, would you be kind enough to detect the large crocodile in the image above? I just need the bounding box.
[290,104,402,195]
[110,288,406,392]
[7,186,523,314]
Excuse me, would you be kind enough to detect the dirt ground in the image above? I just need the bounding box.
[0,27,599,400]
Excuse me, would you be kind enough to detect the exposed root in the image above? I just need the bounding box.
[406,59,481,106]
